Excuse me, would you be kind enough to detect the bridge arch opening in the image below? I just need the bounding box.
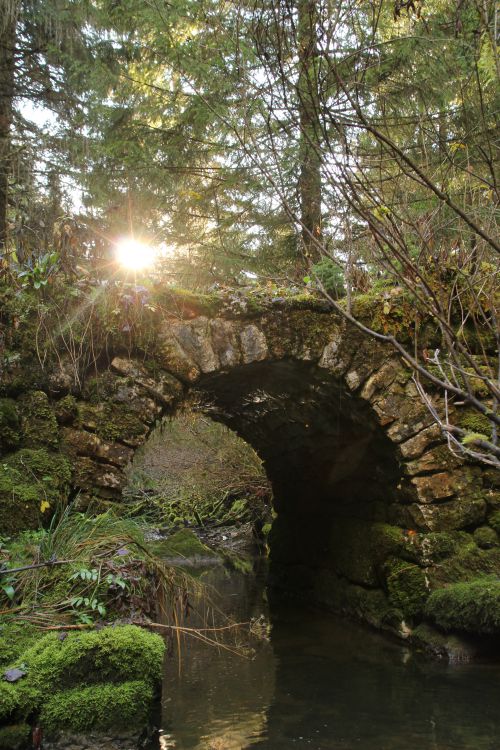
[189,358,406,631]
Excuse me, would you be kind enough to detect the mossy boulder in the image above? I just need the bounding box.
[40,680,154,733]
[473,526,498,549]
[158,528,217,560]
[0,398,21,452]
[0,625,165,728]
[383,557,428,619]
[0,448,71,535]
[425,578,500,634]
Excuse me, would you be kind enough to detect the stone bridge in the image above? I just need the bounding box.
[1,291,498,653]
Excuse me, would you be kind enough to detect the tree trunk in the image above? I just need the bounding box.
[297,0,322,269]
[0,0,17,254]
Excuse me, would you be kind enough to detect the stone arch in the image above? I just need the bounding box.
[1,300,497,649]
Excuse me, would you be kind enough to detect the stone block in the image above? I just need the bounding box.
[171,317,219,373]
[240,325,268,363]
[62,428,133,468]
[399,424,442,459]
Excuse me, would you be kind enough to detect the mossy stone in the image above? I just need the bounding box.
[0,448,71,535]
[0,398,21,452]
[473,526,498,549]
[77,402,147,443]
[457,409,492,439]
[425,577,500,634]
[430,542,500,587]
[19,391,59,449]
[0,724,30,750]
[54,394,78,425]
[40,680,154,733]
[158,528,217,559]
[313,567,403,630]
[384,557,428,619]
[0,625,164,724]
[489,510,500,535]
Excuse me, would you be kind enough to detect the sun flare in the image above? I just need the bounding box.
[115,238,157,271]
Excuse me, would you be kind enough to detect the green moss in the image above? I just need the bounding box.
[473,526,498,549]
[154,286,222,317]
[19,391,59,449]
[425,577,500,634]
[458,409,492,438]
[40,680,154,733]
[54,394,78,424]
[0,625,164,724]
[0,448,71,534]
[313,568,403,630]
[157,528,216,559]
[489,511,500,534]
[384,557,428,619]
[77,402,146,443]
[0,398,20,451]
[0,623,37,669]
[430,542,500,586]
[0,724,30,750]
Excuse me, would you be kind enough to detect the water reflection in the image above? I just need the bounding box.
[158,561,500,750]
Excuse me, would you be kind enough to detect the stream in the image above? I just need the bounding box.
[149,557,500,750]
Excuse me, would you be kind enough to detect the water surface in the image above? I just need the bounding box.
[156,560,500,750]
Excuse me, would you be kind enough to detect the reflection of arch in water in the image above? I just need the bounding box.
[159,563,275,750]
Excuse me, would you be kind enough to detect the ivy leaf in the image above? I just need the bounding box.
[2,584,15,600]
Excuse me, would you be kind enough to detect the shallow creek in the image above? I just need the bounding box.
[148,558,500,750]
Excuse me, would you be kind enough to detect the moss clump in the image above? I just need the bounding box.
[0,723,30,750]
[19,391,59,449]
[0,625,164,724]
[473,526,498,549]
[0,448,71,534]
[0,398,20,452]
[40,680,154,733]
[430,542,500,587]
[154,286,222,317]
[158,528,217,559]
[458,408,492,438]
[54,394,78,425]
[425,578,500,634]
[384,557,428,618]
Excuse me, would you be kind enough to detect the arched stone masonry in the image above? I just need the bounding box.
[1,300,498,652]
